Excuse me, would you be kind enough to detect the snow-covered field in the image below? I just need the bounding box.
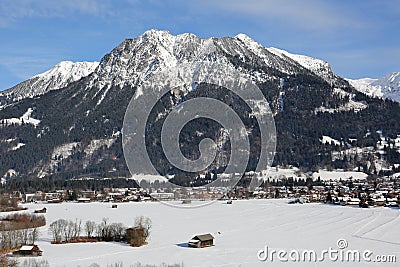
[16,200,400,266]
[312,170,368,181]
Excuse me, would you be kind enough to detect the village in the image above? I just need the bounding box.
[0,171,399,266]
[2,170,400,209]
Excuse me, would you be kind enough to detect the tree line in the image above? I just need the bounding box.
[49,216,151,247]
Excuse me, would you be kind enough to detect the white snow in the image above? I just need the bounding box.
[320,136,341,146]
[2,169,17,183]
[18,200,400,266]
[312,170,368,181]
[0,108,41,126]
[0,61,99,102]
[266,167,306,180]
[38,142,80,178]
[347,72,400,103]
[10,142,25,151]
[315,99,367,113]
[83,138,117,168]
[131,174,169,183]
[32,61,99,88]
[268,47,336,83]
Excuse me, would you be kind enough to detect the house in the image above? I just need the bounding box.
[188,234,214,248]
[346,198,360,206]
[13,245,42,257]
[77,197,91,203]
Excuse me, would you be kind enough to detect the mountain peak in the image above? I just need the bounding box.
[140,29,172,41]
[348,71,400,102]
[0,61,99,104]
[235,33,254,42]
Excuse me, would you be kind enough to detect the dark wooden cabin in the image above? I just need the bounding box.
[13,245,42,257]
[188,234,214,248]
[34,207,47,213]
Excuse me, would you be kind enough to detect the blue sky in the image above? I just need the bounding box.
[0,0,399,90]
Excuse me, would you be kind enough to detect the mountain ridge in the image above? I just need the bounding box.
[0,61,99,107]
[347,72,400,103]
[1,30,400,183]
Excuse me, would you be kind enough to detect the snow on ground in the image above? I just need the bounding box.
[313,170,368,181]
[346,78,382,98]
[0,108,41,126]
[17,200,399,267]
[320,136,341,146]
[83,138,117,168]
[315,100,367,113]
[266,167,306,180]
[38,142,80,178]
[131,174,169,183]
[9,142,25,151]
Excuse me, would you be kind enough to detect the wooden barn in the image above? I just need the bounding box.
[13,245,42,257]
[34,207,47,213]
[188,234,214,248]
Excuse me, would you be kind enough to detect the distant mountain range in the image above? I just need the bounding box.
[1,30,399,183]
[346,72,400,103]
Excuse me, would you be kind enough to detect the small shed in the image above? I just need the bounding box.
[13,245,42,257]
[34,207,47,213]
[188,234,214,248]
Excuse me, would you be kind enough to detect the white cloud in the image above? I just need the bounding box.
[0,0,112,27]
[195,0,365,32]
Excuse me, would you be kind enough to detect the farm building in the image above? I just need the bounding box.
[188,234,214,248]
[13,245,42,257]
[34,207,47,213]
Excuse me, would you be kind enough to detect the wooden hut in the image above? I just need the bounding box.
[188,234,214,248]
[34,207,47,213]
[13,245,42,257]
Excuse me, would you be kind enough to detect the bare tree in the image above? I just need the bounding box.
[110,223,125,241]
[49,219,67,243]
[84,220,96,238]
[134,216,152,241]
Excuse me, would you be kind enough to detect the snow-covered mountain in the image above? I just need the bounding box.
[0,61,99,105]
[267,47,339,84]
[1,30,345,107]
[2,29,399,181]
[86,30,311,98]
[346,72,400,103]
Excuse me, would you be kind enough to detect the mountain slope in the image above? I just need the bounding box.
[347,72,400,102]
[1,30,400,183]
[0,61,99,106]
[267,47,339,85]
